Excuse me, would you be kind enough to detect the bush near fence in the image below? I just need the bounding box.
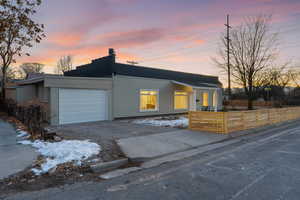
[0,99,49,137]
[224,100,280,107]
[189,107,300,134]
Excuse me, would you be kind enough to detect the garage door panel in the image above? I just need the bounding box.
[62,114,106,124]
[60,104,104,111]
[59,89,108,124]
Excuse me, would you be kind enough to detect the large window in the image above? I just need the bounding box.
[174,91,188,110]
[140,90,159,111]
[202,92,209,107]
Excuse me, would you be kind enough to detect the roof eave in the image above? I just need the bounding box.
[172,80,219,90]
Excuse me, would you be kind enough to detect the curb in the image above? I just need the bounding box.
[141,139,239,169]
[90,158,128,173]
[100,167,141,180]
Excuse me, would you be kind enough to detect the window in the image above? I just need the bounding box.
[174,91,188,110]
[202,92,209,106]
[213,91,218,107]
[140,90,158,111]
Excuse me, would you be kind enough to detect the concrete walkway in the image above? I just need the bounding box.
[117,129,228,161]
[0,120,38,180]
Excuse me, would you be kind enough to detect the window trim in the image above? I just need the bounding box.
[174,90,188,110]
[213,91,218,107]
[139,89,159,112]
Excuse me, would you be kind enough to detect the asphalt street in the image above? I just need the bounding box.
[3,121,300,200]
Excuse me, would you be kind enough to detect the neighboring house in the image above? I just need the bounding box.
[14,49,223,125]
[25,72,45,80]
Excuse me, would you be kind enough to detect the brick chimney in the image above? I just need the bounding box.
[108,48,116,63]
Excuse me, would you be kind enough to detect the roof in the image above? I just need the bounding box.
[65,53,222,88]
[112,63,221,87]
[26,72,45,80]
[16,74,61,85]
[16,77,44,85]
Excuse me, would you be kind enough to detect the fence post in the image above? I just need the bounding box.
[267,109,270,125]
[241,111,245,130]
[188,111,191,129]
[223,112,228,134]
[256,110,258,127]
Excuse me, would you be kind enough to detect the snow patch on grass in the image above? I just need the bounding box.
[18,140,101,175]
[16,130,30,138]
[133,117,188,128]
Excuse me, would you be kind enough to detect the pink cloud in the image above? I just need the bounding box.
[98,28,166,48]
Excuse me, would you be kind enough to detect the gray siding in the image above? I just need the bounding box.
[50,88,59,125]
[44,76,112,90]
[16,85,36,103]
[37,82,50,102]
[112,75,190,118]
[5,88,17,101]
[15,83,49,103]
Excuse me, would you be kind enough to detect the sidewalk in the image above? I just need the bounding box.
[117,129,227,161]
[0,120,38,179]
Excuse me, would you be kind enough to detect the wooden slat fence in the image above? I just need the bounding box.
[189,107,300,134]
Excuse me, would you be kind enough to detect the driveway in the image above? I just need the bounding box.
[117,129,228,161]
[50,120,177,161]
[0,120,38,180]
[50,120,227,162]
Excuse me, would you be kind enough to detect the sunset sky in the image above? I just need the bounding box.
[17,0,300,83]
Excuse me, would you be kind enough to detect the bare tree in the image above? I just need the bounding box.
[0,0,45,99]
[258,64,294,102]
[254,63,293,87]
[266,66,293,88]
[214,15,279,109]
[56,55,73,74]
[0,66,21,80]
[20,62,44,77]
[291,67,300,88]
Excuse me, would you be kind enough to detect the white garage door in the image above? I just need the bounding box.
[59,88,108,124]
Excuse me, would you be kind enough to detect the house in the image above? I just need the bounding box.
[14,49,223,125]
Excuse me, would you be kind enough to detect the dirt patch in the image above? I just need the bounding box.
[0,162,103,197]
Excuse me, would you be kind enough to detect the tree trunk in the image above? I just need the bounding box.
[247,85,254,110]
[248,98,253,110]
[1,70,6,100]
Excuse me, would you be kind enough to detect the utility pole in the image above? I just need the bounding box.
[225,14,232,99]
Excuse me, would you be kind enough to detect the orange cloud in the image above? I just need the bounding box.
[47,33,83,46]
[194,39,205,45]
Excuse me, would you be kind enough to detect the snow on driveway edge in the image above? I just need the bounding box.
[18,140,101,175]
[133,117,189,128]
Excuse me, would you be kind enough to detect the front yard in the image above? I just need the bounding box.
[0,114,188,195]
